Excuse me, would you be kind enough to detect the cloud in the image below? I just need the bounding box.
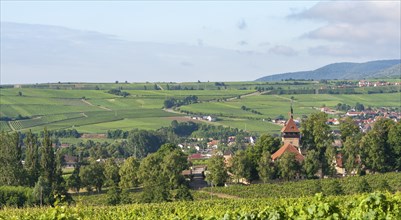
[291,1,400,58]
[180,61,193,67]
[258,42,270,47]
[269,45,298,56]
[236,18,247,30]
[197,39,204,47]
[238,40,248,46]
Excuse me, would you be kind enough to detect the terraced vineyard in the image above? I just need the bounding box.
[1,82,400,134]
[0,121,11,132]
[10,113,86,131]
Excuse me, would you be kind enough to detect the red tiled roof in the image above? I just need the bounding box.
[271,143,304,162]
[188,154,203,160]
[281,118,300,133]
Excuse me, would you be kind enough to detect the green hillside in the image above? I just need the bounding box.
[1,81,400,134]
[256,59,401,81]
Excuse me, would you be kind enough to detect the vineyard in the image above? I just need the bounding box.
[0,121,11,132]
[1,192,400,219]
[210,172,401,199]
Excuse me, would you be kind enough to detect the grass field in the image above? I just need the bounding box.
[0,87,252,133]
[1,84,400,135]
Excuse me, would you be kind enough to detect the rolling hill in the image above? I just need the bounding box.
[256,59,401,81]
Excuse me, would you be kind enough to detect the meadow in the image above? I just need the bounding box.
[1,82,400,135]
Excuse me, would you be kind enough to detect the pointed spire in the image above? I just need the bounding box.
[290,99,294,119]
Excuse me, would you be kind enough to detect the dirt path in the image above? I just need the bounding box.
[226,91,262,101]
[7,121,16,131]
[81,99,112,111]
[156,84,164,90]
[163,108,184,114]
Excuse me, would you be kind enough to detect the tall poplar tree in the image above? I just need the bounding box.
[25,130,40,186]
[0,132,24,185]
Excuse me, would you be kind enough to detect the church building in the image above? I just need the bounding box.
[271,106,304,162]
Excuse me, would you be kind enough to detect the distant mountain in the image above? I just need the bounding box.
[256,60,401,81]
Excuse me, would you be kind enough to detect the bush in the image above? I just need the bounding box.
[0,186,34,208]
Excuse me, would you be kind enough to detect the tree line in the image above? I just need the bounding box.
[205,112,401,186]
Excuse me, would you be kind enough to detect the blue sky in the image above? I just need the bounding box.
[1,1,400,83]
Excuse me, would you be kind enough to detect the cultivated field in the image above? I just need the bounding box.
[1,82,400,135]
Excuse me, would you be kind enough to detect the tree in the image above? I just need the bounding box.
[138,153,170,202]
[231,150,252,183]
[174,185,193,201]
[301,112,334,177]
[80,162,105,193]
[104,158,120,187]
[303,150,320,179]
[161,148,188,189]
[388,121,401,170]
[127,130,163,158]
[33,176,51,206]
[343,135,362,175]
[340,117,360,143]
[0,132,24,186]
[361,118,394,173]
[52,150,71,204]
[253,134,281,155]
[355,102,365,111]
[119,156,140,189]
[40,129,55,186]
[277,152,300,181]
[67,165,81,193]
[257,152,276,183]
[106,186,121,205]
[205,155,228,186]
[24,130,40,186]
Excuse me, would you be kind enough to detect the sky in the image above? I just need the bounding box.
[1,1,400,83]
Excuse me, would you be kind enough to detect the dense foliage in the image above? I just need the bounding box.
[209,172,401,198]
[1,193,400,219]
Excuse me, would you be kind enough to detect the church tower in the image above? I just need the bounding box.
[281,104,300,147]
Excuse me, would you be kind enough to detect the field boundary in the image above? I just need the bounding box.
[7,121,16,131]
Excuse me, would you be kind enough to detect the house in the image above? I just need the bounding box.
[346,111,363,117]
[64,155,78,168]
[335,153,345,176]
[281,117,301,147]
[271,143,304,162]
[272,111,304,162]
[188,153,203,160]
[207,140,219,149]
[206,116,216,122]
